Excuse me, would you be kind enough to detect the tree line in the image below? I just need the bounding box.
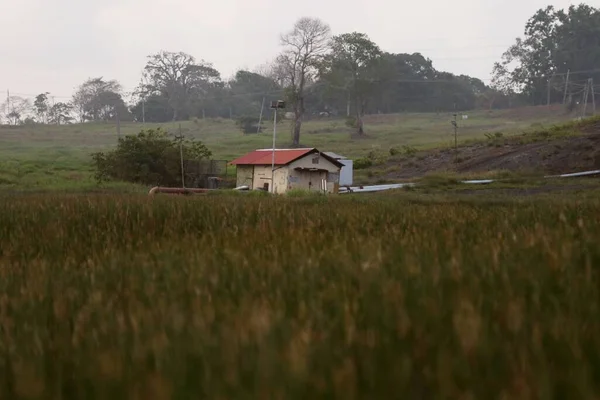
[1,4,599,145]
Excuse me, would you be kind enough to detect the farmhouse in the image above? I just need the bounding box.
[230,148,343,194]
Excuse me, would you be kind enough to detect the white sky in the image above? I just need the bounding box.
[0,0,588,100]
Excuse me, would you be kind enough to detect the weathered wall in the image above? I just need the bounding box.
[286,153,340,193]
[252,166,271,191]
[288,153,340,172]
[287,169,328,192]
[236,166,254,189]
[273,168,288,194]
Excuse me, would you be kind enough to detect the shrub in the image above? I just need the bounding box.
[401,145,417,156]
[235,116,262,134]
[484,132,504,140]
[345,116,357,128]
[92,127,211,186]
[354,157,373,170]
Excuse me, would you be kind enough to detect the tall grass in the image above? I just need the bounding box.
[1,194,599,398]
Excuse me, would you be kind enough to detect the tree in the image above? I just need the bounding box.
[227,70,281,117]
[493,5,600,105]
[130,94,174,123]
[72,77,123,122]
[48,102,73,125]
[1,96,31,125]
[33,93,50,123]
[322,32,382,135]
[92,128,212,186]
[276,17,331,146]
[144,51,222,121]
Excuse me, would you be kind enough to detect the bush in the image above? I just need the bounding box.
[235,116,262,134]
[354,157,373,170]
[345,116,357,128]
[92,128,212,186]
[484,132,504,140]
[401,145,417,156]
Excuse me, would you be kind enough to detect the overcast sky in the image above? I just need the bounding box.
[1,0,587,101]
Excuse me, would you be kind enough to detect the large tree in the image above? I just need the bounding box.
[130,94,173,123]
[322,32,381,135]
[143,51,221,121]
[493,4,600,105]
[72,77,124,122]
[276,17,331,146]
[227,70,281,118]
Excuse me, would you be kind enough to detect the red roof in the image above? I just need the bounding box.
[230,148,316,166]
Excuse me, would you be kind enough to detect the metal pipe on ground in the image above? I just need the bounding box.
[148,187,215,196]
[339,169,600,194]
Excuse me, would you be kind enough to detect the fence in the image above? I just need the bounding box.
[183,159,228,188]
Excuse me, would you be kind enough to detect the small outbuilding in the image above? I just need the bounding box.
[323,152,353,186]
[230,148,343,194]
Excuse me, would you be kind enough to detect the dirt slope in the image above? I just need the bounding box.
[382,124,600,180]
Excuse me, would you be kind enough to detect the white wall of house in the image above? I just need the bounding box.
[252,166,271,191]
[274,168,289,194]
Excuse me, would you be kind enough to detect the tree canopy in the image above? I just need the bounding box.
[10,5,599,143]
[493,4,600,105]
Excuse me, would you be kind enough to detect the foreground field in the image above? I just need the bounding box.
[1,192,599,398]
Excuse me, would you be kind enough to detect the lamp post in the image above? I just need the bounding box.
[270,100,286,193]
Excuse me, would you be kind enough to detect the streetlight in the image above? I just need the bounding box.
[270,100,286,193]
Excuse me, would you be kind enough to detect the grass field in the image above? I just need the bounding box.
[1,190,600,398]
[0,106,575,189]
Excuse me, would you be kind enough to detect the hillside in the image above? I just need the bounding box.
[358,115,600,184]
[0,105,593,189]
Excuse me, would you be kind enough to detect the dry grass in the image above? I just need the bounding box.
[1,193,599,398]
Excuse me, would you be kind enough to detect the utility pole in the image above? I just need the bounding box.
[451,114,458,163]
[270,100,285,194]
[6,90,10,115]
[176,124,185,188]
[592,78,596,115]
[257,97,265,134]
[562,69,570,104]
[116,107,121,138]
[582,79,591,117]
[139,77,146,124]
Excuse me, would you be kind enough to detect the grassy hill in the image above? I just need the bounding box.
[0,105,589,190]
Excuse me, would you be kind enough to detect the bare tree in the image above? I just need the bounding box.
[276,17,331,146]
[1,96,31,125]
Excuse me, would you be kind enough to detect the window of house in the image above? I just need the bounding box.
[312,156,319,164]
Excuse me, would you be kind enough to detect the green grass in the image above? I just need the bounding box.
[1,193,600,398]
[0,106,578,190]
